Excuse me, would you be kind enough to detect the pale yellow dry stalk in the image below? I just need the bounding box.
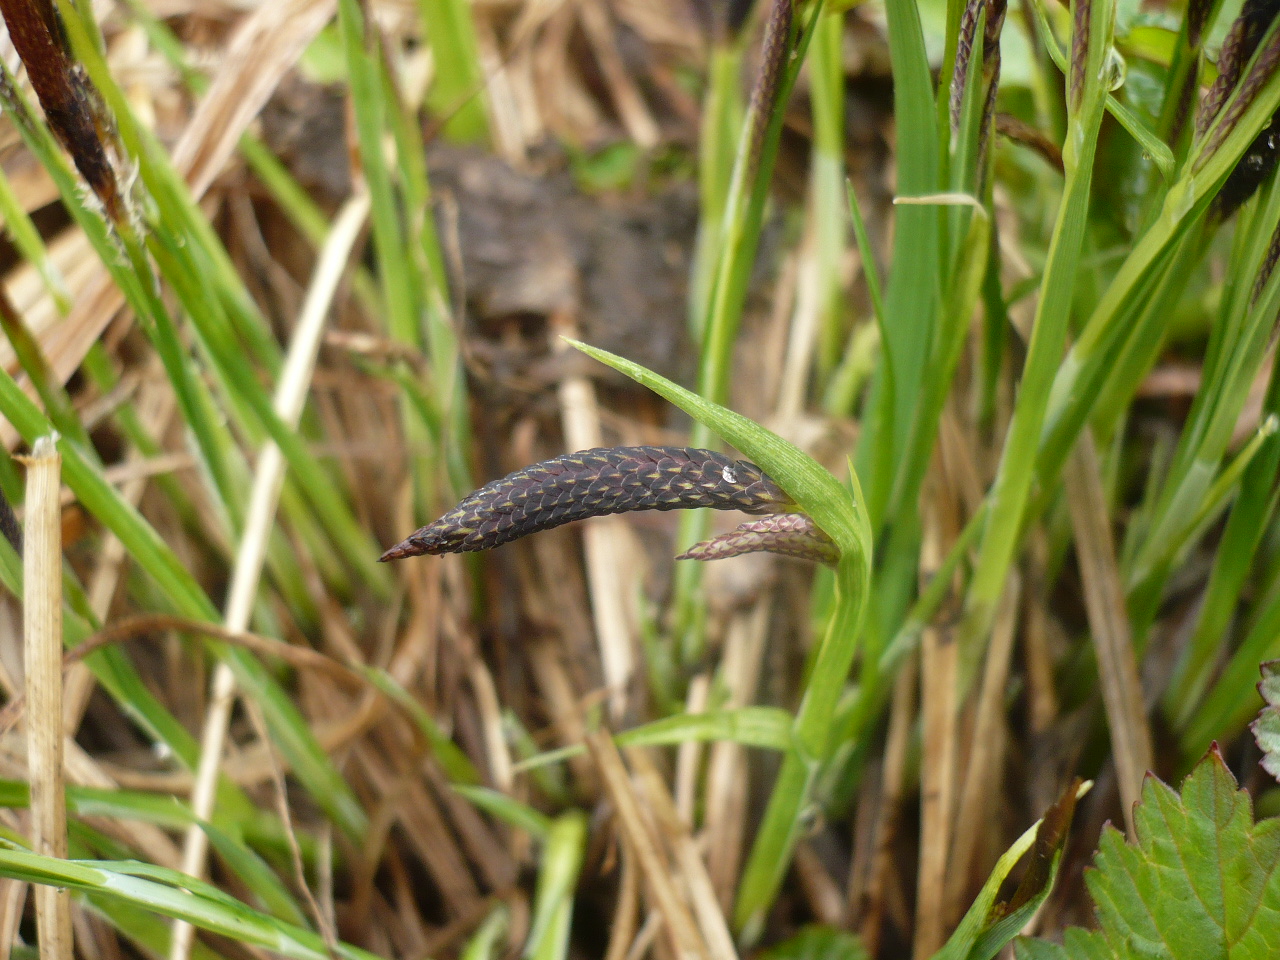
[914,471,961,960]
[1065,434,1153,836]
[586,731,709,960]
[172,192,370,960]
[21,434,73,960]
[946,575,1022,921]
[629,748,738,960]
[550,310,638,722]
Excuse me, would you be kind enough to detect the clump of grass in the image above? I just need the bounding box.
[1,1,1280,959]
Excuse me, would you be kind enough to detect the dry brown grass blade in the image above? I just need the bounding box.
[847,657,917,950]
[703,598,770,909]
[586,731,710,960]
[528,640,598,791]
[1064,435,1153,836]
[793,841,843,926]
[353,749,481,915]
[604,846,640,960]
[424,760,519,892]
[913,456,964,959]
[171,0,338,198]
[242,697,339,952]
[914,621,958,959]
[576,0,660,148]
[946,574,1021,923]
[21,434,73,960]
[674,674,709,825]
[629,748,738,960]
[1023,532,1059,738]
[0,878,29,960]
[470,11,531,164]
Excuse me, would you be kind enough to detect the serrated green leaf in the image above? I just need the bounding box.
[1014,940,1070,960]
[1018,750,1280,959]
[1257,662,1280,783]
[761,925,869,960]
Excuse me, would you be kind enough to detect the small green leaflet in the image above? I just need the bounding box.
[1252,661,1280,783]
[1015,749,1280,960]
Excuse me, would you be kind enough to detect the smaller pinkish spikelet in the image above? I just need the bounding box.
[677,513,838,566]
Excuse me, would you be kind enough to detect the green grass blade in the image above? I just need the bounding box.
[419,0,490,143]
[523,812,586,960]
[856,0,939,530]
[959,0,1117,685]
[0,846,385,960]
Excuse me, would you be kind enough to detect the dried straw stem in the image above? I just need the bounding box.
[914,621,958,958]
[172,192,370,960]
[22,434,72,960]
[913,457,963,959]
[586,732,709,960]
[629,749,738,960]
[1065,435,1152,835]
[946,574,1021,920]
[551,312,638,722]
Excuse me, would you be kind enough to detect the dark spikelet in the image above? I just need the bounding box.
[1197,0,1280,140]
[948,0,982,134]
[381,446,794,559]
[1200,20,1253,138]
[949,0,1007,176]
[1215,111,1280,218]
[977,0,1007,178]
[1069,0,1092,112]
[985,0,1008,52]
[1199,25,1280,184]
[1187,0,1216,49]
[676,513,837,565]
[0,0,126,225]
[1252,218,1280,303]
[746,0,793,175]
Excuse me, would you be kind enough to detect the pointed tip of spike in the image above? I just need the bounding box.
[379,536,430,562]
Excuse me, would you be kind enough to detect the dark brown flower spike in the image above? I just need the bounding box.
[381,446,796,560]
[1197,0,1280,141]
[0,0,127,225]
[676,513,838,565]
[746,0,794,176]
[1069,0,1092,112]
